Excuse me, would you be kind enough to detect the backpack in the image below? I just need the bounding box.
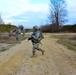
[16,29,21,35]
[35,30,44,43]
[31,30,44,43]
[38,30,44,42]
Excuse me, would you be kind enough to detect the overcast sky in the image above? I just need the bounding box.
[0,0,76,28]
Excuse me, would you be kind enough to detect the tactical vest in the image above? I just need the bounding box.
[31,30,44,43]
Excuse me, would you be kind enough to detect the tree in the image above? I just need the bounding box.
[49,0,67,30]
[0,14,4,24]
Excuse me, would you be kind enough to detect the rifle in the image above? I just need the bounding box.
[28,37,42,45]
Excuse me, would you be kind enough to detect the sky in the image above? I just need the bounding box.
[0,0,76,28]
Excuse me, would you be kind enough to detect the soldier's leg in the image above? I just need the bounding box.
[32,43,41,55]
[30,44,36,58]
[34,43,42,51]
[34,43,45,55]
[16,36,18,42]
[16,35,21,44]
[32,45,36,55]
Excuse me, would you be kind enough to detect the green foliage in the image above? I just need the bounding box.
[0,24,17,32]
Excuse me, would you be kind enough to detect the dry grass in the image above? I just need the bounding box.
[0,33,30,44]
[0,33,30,52]
[57,40,76,51]
[51,33,76,51]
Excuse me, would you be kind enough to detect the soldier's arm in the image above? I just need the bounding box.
[31,31,40,40]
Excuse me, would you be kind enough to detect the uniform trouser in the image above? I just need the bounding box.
[32,43,42,55]
[16,35,20,42]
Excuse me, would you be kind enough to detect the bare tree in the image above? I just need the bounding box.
[0,14,4,24]
[49,0,67,30]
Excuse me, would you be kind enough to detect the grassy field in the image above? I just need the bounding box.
[51,33,76,51]
[0,33,30,52]
[0,33,30,44]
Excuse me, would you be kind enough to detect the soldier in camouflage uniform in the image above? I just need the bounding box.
[15,27,21,44]
[28,26,45,58]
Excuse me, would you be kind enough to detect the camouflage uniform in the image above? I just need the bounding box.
[15,28,21,43]
[31,30,42,55]
[28,26,44,57]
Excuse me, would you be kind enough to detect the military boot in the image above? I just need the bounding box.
[18,41,21,44]
[42,50,45,55]
[30,55,36,58]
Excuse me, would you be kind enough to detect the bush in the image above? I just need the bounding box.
[0,33,9,39]
[0,24,17,32]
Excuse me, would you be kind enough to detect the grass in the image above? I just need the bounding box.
[0,34,30,52]
[51,34,76,51]
[0,49,7,52]
[0,39,16,44]
[57,40,76,51]
[0,34,29,44]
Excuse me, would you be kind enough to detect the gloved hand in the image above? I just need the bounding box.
[28,37,32,40]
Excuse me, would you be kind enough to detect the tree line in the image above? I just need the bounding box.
[40,24,76,33]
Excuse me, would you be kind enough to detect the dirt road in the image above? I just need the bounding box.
[0,33,76,75]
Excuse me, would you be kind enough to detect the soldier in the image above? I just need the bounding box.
[15,27,21,44]
[28,25,45,58]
